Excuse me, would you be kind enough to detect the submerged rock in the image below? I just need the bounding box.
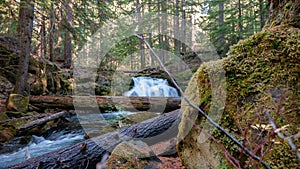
[177,25,300,168]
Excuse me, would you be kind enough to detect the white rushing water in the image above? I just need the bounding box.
[124,77,179,97]
[0,133,84,169]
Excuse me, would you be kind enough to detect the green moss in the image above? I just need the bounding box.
[0,112,9,121]
[7,94,29,113]
[178,25,300,168]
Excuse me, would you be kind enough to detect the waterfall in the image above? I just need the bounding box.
[123,77,179,97]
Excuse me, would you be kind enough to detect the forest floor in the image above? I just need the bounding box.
[151,141,186,169]
[157,156,185,169]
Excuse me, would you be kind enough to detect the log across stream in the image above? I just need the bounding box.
[29,96,181,112]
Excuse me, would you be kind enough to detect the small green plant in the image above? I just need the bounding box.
[218,161,228,169]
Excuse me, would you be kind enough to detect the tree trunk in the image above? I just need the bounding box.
[64,0,73,68]
[8,109,181,169]
[174,0,180,53]
[157,1,164,63]
[29,96,181,113]
[13,0,34,95]
[54,1,63,60]
[41,15,46,58]
[49,2,55,62]
[237,0,243,39]
[137,0,145,69]
[181,0,186,53]
[218,1,225,44]
[17,111,68,131]
[218,1,225,56]
[259,0,265,29]
[267,0,300,28]
[148,0,155,67]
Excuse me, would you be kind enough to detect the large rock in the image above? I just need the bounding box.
[177,25,300,169]
[6,94,29,113]
[0,75,13,99]
[105,140,157,168]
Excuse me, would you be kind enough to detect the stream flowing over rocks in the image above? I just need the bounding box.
[0,76,179,168]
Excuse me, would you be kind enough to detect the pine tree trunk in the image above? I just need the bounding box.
[181,0,186,53]
[41,16,46,58]
[267,0,300,28]
[218,1,225,55]
[49,2,55,62]
[64,0,73,68]
[259,0,265,29]
[14,0,34,95]
[148,0,155,67]
[137,0,145,69]
[237,0,243,39]
[174,0,180,53]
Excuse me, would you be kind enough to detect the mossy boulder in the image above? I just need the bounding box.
[0,75,13,99]
[105,140,156,169]
[0,36,73,95]
[6,94,29,113]
[0,129,14,142]
[177,25,300,169]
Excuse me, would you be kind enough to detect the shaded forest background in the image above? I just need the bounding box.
[0,0,268,70]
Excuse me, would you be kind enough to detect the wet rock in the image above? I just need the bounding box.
[6,94,29,113]
[0,129,14,142]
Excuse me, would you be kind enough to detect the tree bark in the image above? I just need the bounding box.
[174,0,180,53]
[29,96,181,112]
[259,0,265,29]
[218,1,225,44]
[181,0,186,53]
[267,0,300,28]
[137,0,145,69]
[64,0,73,68]
[8,109,181,169]
[13,0,34,95]
[17,111,68,131]
[39,9,46,59]
[237,0,243,39]
[49,2,55,62]
[148,0,155,67]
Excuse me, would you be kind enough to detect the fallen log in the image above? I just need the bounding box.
[29,96,181,112]
[0,113,50,125]
[8,109,181,169]
[17,111,68,131]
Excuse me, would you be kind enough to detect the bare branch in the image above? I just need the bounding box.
[134,34,271,169]
[265,110,300,163]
